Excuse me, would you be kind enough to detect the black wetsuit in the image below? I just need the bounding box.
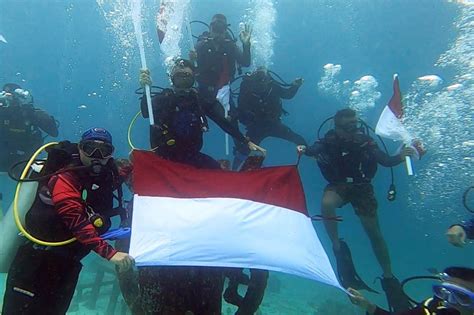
[0,103,58,171]
[236,78,307,157]
[139,88,249,314]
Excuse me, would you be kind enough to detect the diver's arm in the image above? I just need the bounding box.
[373,144,403,167]
[140,94,150,118]
[205,100,248,144]
[33,109,59,137]
[304,141,324,157]
[276,83,300,100]
[235,42,251,67]
[140,94,162,121]
[50,172,118,260]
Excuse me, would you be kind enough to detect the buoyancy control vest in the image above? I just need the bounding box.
[195,32,239,86]
[317,129,378,184]
[151,89,209,154]
[238,76,286,125]
[24,141,123,245]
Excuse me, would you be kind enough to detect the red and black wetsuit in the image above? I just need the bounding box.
[1,158,125,315]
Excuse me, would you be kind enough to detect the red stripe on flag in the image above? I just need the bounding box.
[388,75,403,119]
[132,151,308,215]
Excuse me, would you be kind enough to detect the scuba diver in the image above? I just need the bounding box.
[191,13,251,103]
[297,108,416,312]
[1,127,134,315]
[138,59,265,314]
[138,58,264,169]
[233,66,307,170]
[349,266,474,315]
[190,13,252,159]
[446,186,474,247]
[0,83,59,172]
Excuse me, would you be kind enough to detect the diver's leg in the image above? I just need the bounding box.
[270,122,307,146]
[139,266,191,315]
[352,184,392,277]
[232,125,264,170]
[192,267,224,315]
[2,244,81,314]
[358,214,392,277]
[321,185,346,251]
[235,269,269,315]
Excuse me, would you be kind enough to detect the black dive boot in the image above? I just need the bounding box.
[381,276,413,312]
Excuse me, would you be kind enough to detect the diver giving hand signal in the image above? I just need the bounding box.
[239,23,252,46]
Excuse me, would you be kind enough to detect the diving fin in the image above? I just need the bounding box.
[381,276,413,312]
[334,239,378,293]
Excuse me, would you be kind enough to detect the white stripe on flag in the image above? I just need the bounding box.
[375,106,411,142]
[130,195,343,290]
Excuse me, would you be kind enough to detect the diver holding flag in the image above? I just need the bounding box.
[298,108,417,312]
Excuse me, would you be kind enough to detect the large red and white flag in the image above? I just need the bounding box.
[129,151,342,290]
[376,74,425,173]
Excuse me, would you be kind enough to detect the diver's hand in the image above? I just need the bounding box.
[189,50,197,62]
[399,146,416,161]
[293,78,304,87]
[139,69,152,87]
[446,225,467,247]
[110,251,135,272]
[248,141,266,155]
[239,23,252,46]
[296,145,306,155]
[348,288,377,314]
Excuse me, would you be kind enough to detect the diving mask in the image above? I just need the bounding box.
[79,140,115,159]
[433,278,474,310]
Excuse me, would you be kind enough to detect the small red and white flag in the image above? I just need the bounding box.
[129,151,342,290]
[156,1,173,44]
[376,74,426,174]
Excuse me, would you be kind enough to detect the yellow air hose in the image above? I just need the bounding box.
[13,142,76,246]
[127,110,142,150]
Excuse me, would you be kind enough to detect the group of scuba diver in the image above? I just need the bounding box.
[0,12,472,315]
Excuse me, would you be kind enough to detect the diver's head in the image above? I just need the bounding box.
[3,83,22,93]
[434,267,474,315]
[78,127,114,173]
[210,14,228,35]
[170,58,195,90]
[335,108,358,135]
[0,83,32,107]
[251,66,272,94]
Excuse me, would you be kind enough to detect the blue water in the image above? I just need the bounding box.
[0,0,473,314]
